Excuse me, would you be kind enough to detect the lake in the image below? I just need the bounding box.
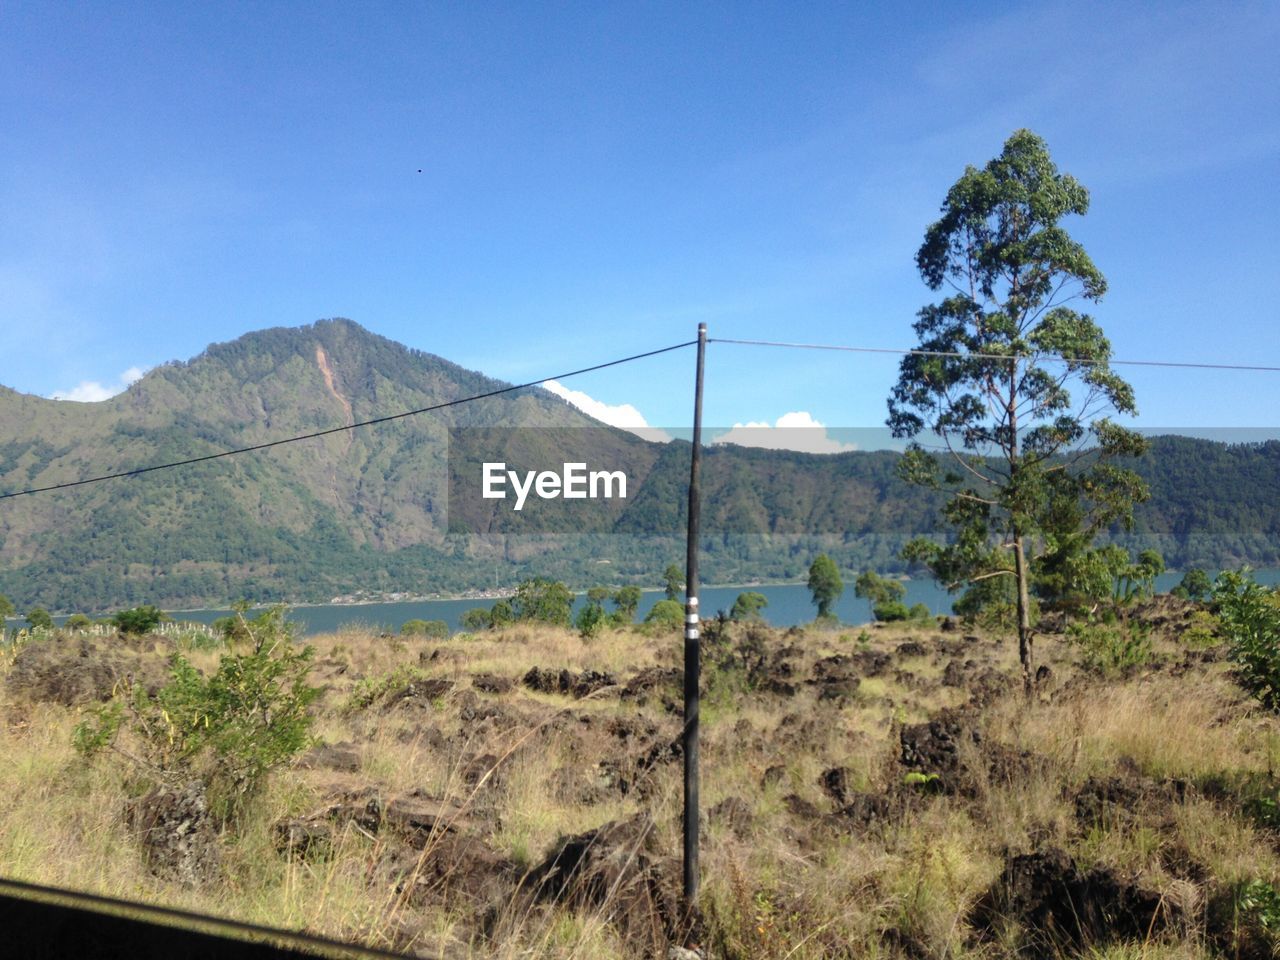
[145,568,1280,637]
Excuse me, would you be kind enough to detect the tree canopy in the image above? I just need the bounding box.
[807,554,843,620]
[887,129,1149,689]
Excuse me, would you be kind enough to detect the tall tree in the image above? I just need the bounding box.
[807,554,844,620]
[887,129,1148,691]
[662,564,683,602]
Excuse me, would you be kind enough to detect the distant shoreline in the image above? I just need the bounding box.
[163,578,812,615]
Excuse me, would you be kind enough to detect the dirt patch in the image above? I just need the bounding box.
[970,847,1178,956]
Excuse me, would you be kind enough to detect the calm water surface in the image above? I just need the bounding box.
[160,568,1280,636]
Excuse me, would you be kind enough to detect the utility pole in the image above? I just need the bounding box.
[683,322,707,908]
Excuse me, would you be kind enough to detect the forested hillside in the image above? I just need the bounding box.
[1,320,1276,612]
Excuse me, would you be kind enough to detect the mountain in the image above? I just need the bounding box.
[1,319,1278,613]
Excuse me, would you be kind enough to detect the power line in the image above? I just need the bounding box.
[0,339,695,502]
[710,336,1280,373]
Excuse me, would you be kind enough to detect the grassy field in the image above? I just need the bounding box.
[3,599,1280,959]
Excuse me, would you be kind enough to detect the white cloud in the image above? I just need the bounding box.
[713,411,858,454]
[50,365,147,403]
[543,380,671,442]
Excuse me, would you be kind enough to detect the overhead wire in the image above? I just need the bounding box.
[4,333,1278,503]
[0,339,696,501]
[709,336,1280,372]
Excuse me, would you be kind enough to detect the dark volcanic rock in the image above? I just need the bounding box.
[6,636,165,705]
[384,795,468,845]
[471,673,514,695]
[899,710,979,791]
[835,792,893,829]
[970,847,1177,956]
[298,741,361,772]
[762,764,787,789]
[819,766,854,807]
[621,666,681,705]
[709,796,755,836]
[522,666,618,698]
[384,677,454,709]
[126,781,220,886]
[273,818,334,861]
[516,816,685,951]
[380,834,516,909]
[784,794,821,818]
[1073,775,1190,828]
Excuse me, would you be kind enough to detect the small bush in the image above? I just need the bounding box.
[112,605,168,635]
[400,619,449,639]
[873,600,910,622]
[644,599,684,630]
[343,664,438,715]
[460,608,492,631]
[74,605,317,825]
[729,591,768,622]
[1068,621,1152,675]
[1182,609,1223,649]
[575,601,606,639]
[1214,570,1280,710]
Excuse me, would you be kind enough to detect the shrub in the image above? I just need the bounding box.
[576,601,606,639]
[1214,570,1280,710]
[1173,567,1212,602]
[513,577,573,626]
[644,599,684,630]
[460,608,493,631]
[64,613,93,632]
[873,600,910,622]
[1182,609,1223,649]
[343,664,438,714]
[74,605,317,825]
[26,607,53,631]
[401,619,449,639]
[113,604,168,635]
[729,591,768,622]
[1067,620,1152,676]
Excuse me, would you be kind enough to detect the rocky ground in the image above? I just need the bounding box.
[3,596,1280,959]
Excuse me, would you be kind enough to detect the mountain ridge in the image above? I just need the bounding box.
[1,319,1277,612]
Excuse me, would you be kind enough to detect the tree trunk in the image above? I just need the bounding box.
[1013,532,1034,695]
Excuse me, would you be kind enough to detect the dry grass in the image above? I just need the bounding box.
[3,603,1280,958]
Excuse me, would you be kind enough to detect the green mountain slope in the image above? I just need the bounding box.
[1,319,1277,613]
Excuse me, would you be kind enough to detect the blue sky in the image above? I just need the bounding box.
[2,1,1278,448]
